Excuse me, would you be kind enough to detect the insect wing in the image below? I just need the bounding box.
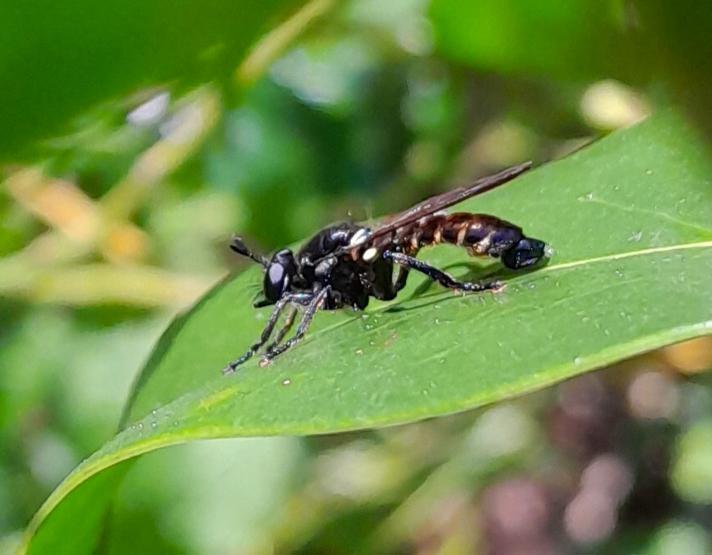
[367,161,532,241]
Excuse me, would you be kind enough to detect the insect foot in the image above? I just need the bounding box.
[491,281,506,293]
[453,280,503,295]
[222,363,238,375]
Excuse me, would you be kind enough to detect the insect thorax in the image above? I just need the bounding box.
[297,222,366,261]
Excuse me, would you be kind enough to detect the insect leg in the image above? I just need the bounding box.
[264,305,297,353]
[383,251,501,293]
[369,256,399,301]
[392,244,418,294]
[222,292,313,374]
[394,266,410,293]
[260,286,331,366]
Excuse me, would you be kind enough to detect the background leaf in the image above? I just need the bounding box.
[633,1,712,140]
[0,0,302,158]
[429,0,631,80]
[22,110,712,553]
[429,0,712,145]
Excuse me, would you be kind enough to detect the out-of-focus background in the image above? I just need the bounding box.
[2,0,712,553]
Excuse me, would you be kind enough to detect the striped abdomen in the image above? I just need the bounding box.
[397,212,524,258]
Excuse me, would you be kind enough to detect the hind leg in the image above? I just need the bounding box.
[383,251,501,293]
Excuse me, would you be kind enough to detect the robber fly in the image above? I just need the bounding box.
[223,161,549,373]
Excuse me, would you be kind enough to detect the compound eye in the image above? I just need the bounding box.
[502,238,546,270]
[264,263,288,302]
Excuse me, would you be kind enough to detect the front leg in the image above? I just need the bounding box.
[223,292,313,374]
[383,251,501,293]
[260,286,331,366]
[263,305,297,353]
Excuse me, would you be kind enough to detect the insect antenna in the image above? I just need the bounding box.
[230,235,268,267]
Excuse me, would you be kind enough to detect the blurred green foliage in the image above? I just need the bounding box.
[634,1,712,139]
[1,0,712,554]
[0,0,301,157]
[431,0,629,79]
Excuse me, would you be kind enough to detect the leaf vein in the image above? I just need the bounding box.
[581,196,712,236]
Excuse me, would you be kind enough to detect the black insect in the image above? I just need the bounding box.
[224,162,549,373]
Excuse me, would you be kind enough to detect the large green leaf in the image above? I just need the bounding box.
[22,111,712,553]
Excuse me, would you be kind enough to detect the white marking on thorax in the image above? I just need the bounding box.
[362,247,379,262]
[349,228,371,247]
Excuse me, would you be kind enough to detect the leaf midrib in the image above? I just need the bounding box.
[539,239,712,273]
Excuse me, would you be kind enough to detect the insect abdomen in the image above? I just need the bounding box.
[407,212,523,257]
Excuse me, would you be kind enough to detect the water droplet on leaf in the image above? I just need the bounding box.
[628,231,642,242]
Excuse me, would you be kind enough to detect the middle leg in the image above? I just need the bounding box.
[369,256,410,301]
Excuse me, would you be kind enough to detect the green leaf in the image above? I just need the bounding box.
[633,1,712,141]
[0,0,302,158]
[22,111,712,553]
[429,0,630,80]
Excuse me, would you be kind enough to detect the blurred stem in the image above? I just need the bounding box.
[0,262,217,309]
[1,0,332,302]
[6,168,102,242]
[5,169,151,264]
[1,0,315,308]
[236,0,340,87]
[100,88,220,223]
[0,88,219,276]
